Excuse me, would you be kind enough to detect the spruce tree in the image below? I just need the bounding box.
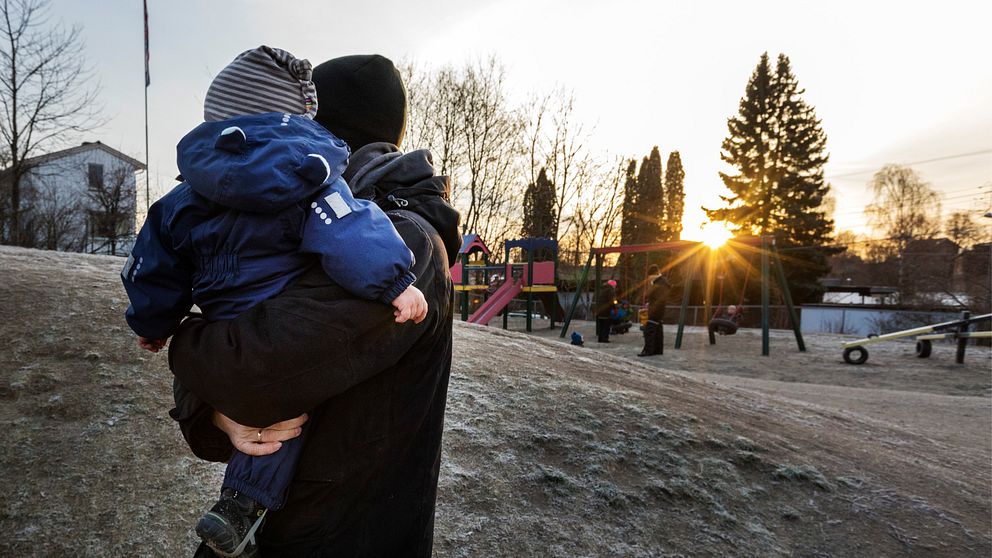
[636,147,665,246]
[707,52,775,231]
[521,167,557,260]
[705,52,834,302]
[664,151,685,241]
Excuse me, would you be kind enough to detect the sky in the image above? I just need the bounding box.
[48,0,992,241]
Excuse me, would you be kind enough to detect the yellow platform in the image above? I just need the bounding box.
[520,285,557,293]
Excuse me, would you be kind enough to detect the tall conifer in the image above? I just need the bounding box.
[618,148,666,299]
[636,147,665,245]
[664,151,685,241]
[521,167,557,255]
[618,159,639,298]
[619,160,639,249]
[705,53,834,301]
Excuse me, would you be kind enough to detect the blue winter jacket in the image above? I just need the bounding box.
[122,113,415,340]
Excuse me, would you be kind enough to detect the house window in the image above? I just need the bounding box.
[88,163,104,190]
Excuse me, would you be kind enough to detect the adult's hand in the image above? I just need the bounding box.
[212,410,308,457]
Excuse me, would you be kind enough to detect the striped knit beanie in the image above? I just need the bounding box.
[203,46,318,122]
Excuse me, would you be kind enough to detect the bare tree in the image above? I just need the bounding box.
[526,89,596,244]
[456,57,526,247]
[20,175,81,250]
[865,165,943,299]
[945,211,989,250]
[403,58,527,258]
[0,0,99,245]
[865,164,942,255]
[85,164,135,255]
[401,62,464,178]
[563,157,626,266]
[404,56,627,265]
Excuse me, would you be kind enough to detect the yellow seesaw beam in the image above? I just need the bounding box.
[916,331,992,341]
[841,313,992,349]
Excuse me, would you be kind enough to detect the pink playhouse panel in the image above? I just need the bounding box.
[450,262,462,282]
[528,262,555,284]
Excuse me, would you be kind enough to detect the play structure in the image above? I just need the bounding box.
[450,234,493,322]
[560,236,806,356]
[841,312,992,365]
[450,235,560,332]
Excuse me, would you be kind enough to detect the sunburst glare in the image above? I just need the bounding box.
[699,221,734,249]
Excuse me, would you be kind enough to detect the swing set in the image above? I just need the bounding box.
[560,236,806,356]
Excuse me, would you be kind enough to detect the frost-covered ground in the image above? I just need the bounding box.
[1,246,989,556]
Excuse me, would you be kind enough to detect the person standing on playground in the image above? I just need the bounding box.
[639,265,671,356]
[596,279,617,342]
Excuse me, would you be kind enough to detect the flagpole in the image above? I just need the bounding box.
[143,0,150,211]
[144,73,149,211]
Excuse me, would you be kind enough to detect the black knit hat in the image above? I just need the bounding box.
[312,55,407,150]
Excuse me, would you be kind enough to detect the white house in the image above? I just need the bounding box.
[10,141,145,255]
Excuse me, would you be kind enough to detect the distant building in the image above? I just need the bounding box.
[2,141,145,255]
[954,242,991,312]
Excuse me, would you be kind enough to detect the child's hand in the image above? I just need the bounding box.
[392,285,428,324]
[137,336,167,353]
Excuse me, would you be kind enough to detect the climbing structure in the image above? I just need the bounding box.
[455,237,559,331]
[450,234,493,322]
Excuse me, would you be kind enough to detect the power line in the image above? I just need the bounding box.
[826,148,992,180]
[830,187,992,219]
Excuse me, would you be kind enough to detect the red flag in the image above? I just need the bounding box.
[144,0,150,86]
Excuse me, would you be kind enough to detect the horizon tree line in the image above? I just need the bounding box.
[403,57,687,272]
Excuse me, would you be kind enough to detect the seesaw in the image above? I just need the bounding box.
[841,312,992,365]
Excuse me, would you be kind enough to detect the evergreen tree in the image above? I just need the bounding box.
[618,159,639,298]
[521,167,557,259]
[636,146,665,245]
[618,148,666,299]
[619,159,639,249]
[705,52,834,302]
[664,151,685,240]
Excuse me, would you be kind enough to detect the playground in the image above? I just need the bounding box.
[451,233,991,466]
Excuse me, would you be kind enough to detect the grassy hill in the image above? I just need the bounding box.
[0,246,988,556]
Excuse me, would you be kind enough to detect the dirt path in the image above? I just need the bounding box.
[523,317,992,460]
[687,373,991,455]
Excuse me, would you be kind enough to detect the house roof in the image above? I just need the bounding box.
[14,141,146,171]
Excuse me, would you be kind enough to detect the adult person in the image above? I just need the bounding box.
[595,279,617,343]
[639,265,671,356]
[168,54,461,556]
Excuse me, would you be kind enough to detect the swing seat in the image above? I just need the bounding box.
[708,317,739,336]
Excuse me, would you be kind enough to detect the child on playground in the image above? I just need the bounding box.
[120,46,427,556]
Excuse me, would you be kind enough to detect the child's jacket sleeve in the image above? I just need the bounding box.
[299,177,415,303]
[122,193,194,339]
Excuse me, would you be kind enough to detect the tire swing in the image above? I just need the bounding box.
[708,256,751,337]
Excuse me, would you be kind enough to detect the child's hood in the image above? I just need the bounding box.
[177,113,350,213]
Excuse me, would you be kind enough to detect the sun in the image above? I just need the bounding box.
[699,221,734,249]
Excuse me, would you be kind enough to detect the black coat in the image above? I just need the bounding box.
[168,146,460,557]
[645,275,670,322]
[595,284,616,318]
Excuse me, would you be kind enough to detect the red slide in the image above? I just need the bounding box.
[467,278,524,325]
